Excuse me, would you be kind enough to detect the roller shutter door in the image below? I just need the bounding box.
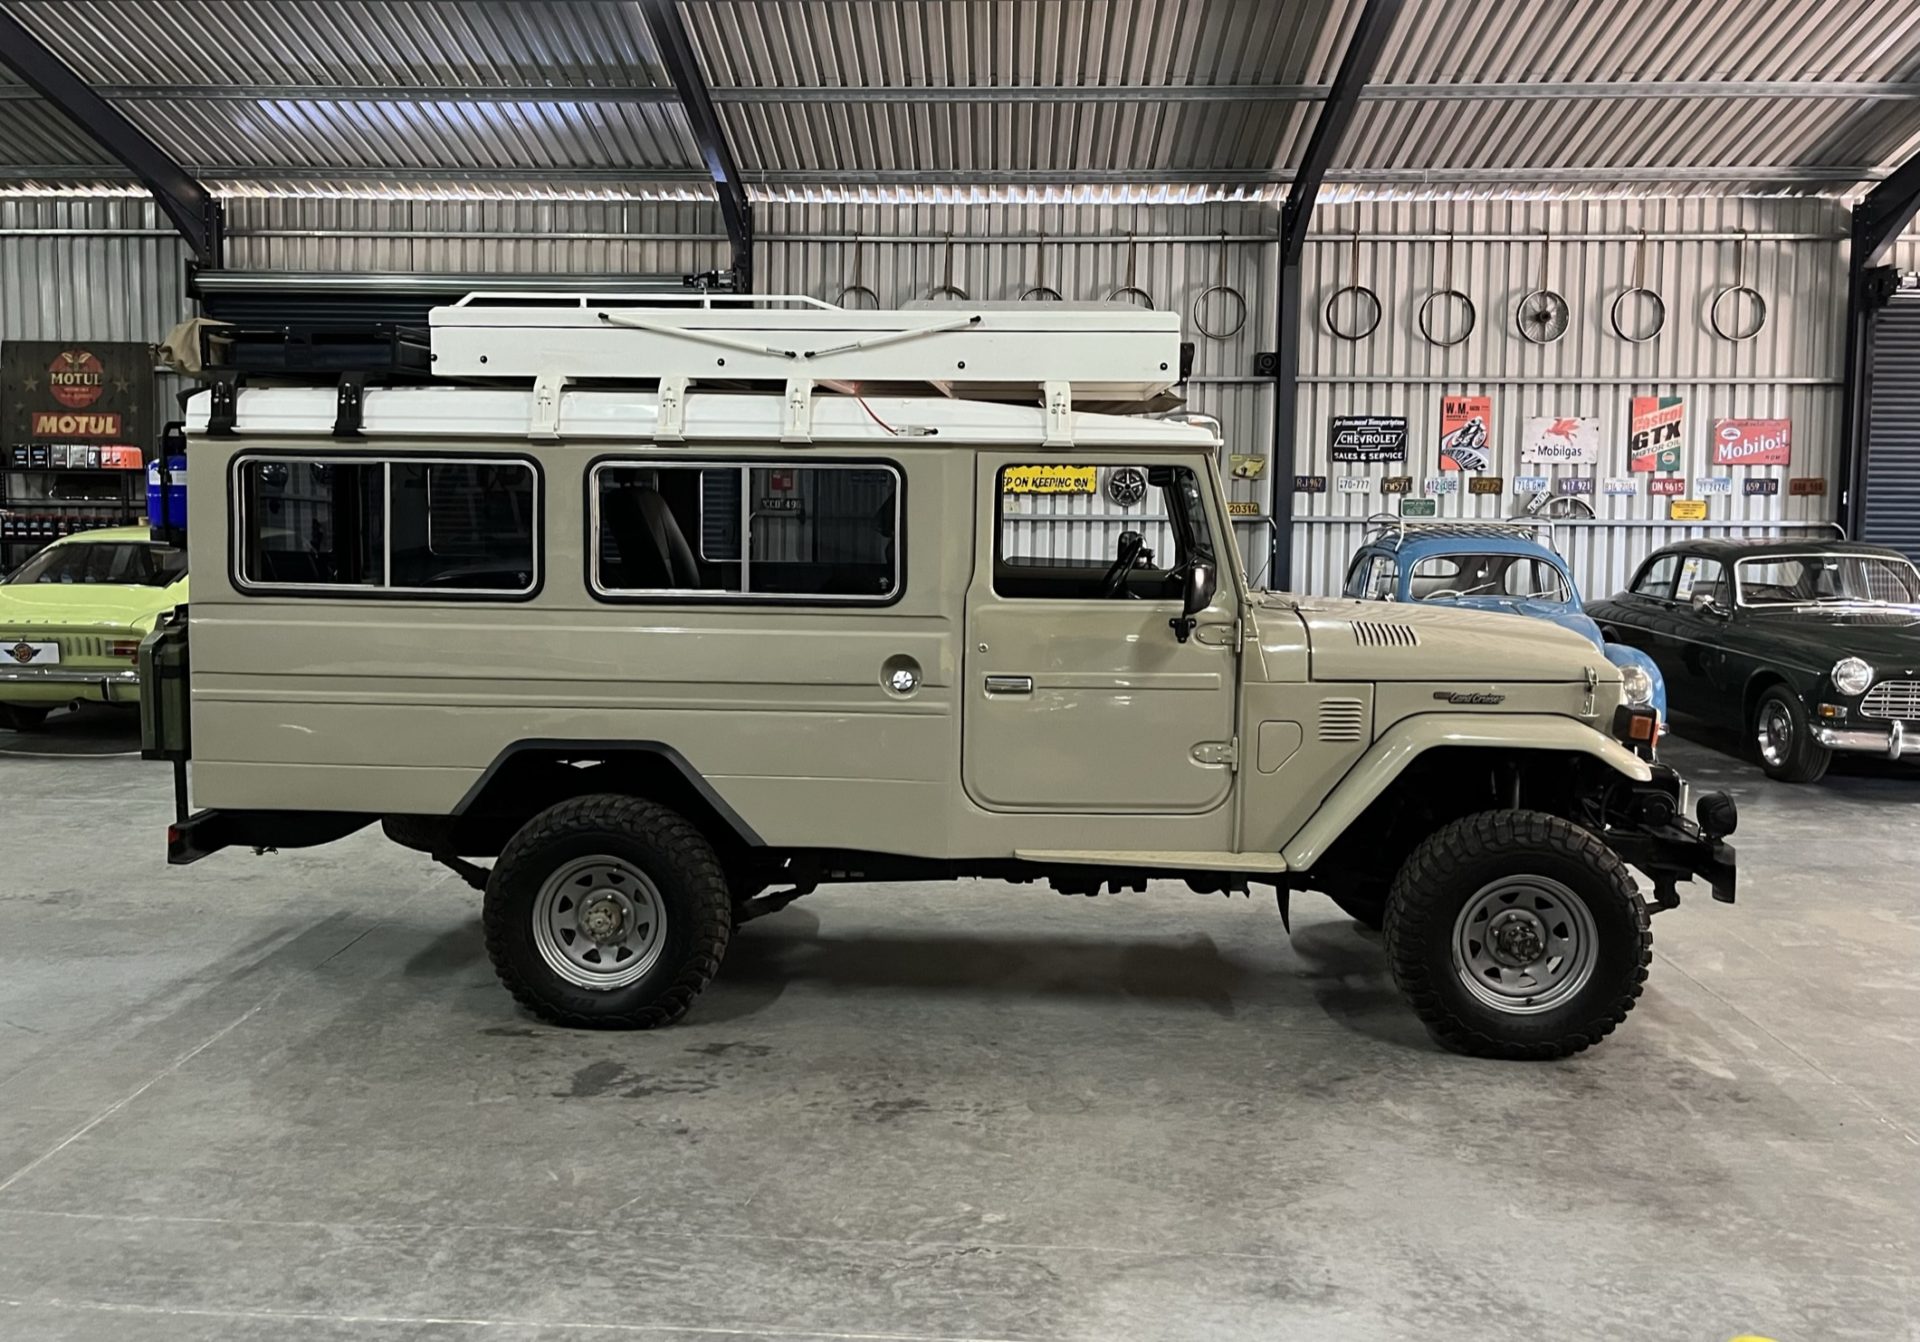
[1863,294,1920,561]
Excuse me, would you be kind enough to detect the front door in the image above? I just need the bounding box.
[962,455,1240,814]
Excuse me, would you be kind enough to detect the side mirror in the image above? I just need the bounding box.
[1170,562,1217,643]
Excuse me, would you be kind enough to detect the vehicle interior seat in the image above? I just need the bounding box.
[603,476,701,588]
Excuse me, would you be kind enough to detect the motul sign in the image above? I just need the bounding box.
[31,410,122,437]
[1711,417,1791,466]
[48,350,106,408]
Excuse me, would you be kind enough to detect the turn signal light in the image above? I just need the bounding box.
[1612,705,1659,746]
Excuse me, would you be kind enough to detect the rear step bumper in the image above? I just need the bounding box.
[169,810,374,864]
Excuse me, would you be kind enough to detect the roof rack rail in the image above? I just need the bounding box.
[428,295,1187,414]
[1363,513,1558,548]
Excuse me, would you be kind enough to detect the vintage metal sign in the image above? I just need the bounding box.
[1329,415,1408,464]
[1628,395,1685,473]
[1002,465,1096,494]
[1711,417,1791,466]
[1668,499,1709,521]
[1400,497,1439,517]
[1439,395,1493,471]
[1522,415,1599,465]
[2,340,154,464]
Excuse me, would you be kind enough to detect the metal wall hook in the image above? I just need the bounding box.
[1711,228,1767,341]
[1325,227,1380,340]
[1107,231,1155,308]
[834,231,880,309]
[1020,229,1063,302]
[927,232,969,300]
[1193,230,1247,339]
[1610,229,1666,342]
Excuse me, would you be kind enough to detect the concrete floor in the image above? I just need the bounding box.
[0,708,1915,1342]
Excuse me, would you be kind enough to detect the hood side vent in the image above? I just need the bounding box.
[1318,697,1366,743]
[1350,620,1420,648]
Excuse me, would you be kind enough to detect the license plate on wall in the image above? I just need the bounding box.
[4,640,60,666]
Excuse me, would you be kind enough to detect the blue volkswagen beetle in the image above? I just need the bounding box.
[1342,518,1667,721]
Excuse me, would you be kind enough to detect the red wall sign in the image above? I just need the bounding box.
[1711,418,1791,467]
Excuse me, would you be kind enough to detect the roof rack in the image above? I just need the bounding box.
[428,294,1189,420]
[1363,513,1559,549]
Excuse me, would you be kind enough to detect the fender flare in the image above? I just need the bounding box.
[1280,713,1652,872]
[452,738,763,847]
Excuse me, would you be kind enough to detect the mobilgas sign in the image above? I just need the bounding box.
[2,340,154,464]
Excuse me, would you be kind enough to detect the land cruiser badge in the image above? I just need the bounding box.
[1433,690,1504,704]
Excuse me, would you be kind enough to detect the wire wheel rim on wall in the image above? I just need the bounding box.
[1710,232,1767,341]
[1515,229,1571,343]
[1324,230,1380,340]
[1417,233,1475,347]
[1610,231,1667,342]
[1192,231,1247,339]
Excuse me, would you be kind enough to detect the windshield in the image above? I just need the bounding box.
[1406,553,1570,602]
[4,540,186,588]
[1736,554,1920,607]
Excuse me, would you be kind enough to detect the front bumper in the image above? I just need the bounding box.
[1603,764,1737,908]
[0,665,141,703]
[1815,719,1911,761]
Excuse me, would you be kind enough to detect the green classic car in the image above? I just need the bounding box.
[0,526,187,731]
[1587,539,1920,783]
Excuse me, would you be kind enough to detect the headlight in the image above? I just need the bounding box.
[1619,664,1654,707]
[1831,657,1875,697]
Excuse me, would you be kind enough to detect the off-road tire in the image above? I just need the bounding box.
[483,794,731,1029]
[1383,810,1651,1061]
[1754,685,1831,784]
[0,706,51,732]
[1325,884,1386,931]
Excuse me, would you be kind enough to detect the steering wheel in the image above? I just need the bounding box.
[1100,530,1149,598]
[1422,588,1465,600]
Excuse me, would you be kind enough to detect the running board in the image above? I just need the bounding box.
[1014,849,1287,874]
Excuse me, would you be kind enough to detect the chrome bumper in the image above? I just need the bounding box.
[1815,719,1910,761]
[0,665,140,702]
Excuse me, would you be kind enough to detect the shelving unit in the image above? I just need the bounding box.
[0,457,147,565]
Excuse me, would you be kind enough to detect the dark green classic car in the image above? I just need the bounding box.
[1587,539,1920,783]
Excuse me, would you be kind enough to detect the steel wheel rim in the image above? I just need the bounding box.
[532,855,667,990]
[1451,876,1598,1015]
[1757,700,1794,767]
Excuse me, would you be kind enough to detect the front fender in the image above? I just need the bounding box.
[1602,644,1669,720]
[1280,713,1652,871]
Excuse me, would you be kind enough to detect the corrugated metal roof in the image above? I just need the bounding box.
[1,0,1918,200]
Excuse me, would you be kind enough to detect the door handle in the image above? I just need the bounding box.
[984,675,1034,695]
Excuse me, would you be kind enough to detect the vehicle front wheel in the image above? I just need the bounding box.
[1753,685,1830,783]
[482,794,732,1028]
[1383,810,1650,1060]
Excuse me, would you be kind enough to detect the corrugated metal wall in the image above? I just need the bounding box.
[1295,197,1850,600]
[0,196,186,343]
[3,193,1859,598]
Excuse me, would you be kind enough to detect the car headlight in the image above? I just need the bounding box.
[1831,657,1874,697]
[1619,664,1655,707]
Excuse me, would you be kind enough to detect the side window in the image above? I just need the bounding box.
[1343,555,1373,598]
[592,461,900,602]
[236,456,537,595]
[994,463,1216,600]
[1629,553,1681,600]
[1674,556,1726,606]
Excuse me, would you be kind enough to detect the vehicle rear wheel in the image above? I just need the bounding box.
[482,794,731,1028]
[0,706,51,732]
[1753,685,1830,783]
[1383,809,1650,1060]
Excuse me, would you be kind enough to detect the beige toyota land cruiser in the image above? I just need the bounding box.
[141,297,1734,1059]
